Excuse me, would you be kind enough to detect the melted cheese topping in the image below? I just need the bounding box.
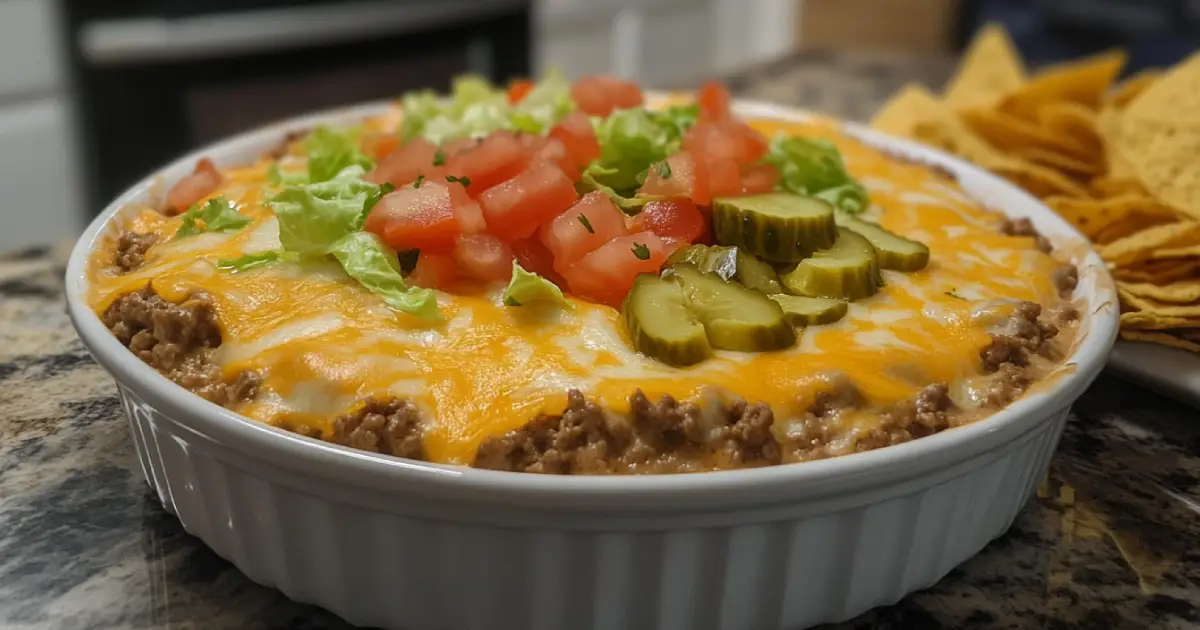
[87,114,1071,465]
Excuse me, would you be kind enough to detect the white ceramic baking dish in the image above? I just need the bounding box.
[66,96,1119,630]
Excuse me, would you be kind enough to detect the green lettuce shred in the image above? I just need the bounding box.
[578,104,698,200]
[216,251,291,272]
[329,232,441,320]
[174,197,251,239]
[502,261,571,308]
[762,136,870,214]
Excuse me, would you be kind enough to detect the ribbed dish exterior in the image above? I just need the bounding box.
[118,382,1068,630]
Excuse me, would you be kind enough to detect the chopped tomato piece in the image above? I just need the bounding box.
[362,132,401,161]
[452,234,514,281]
[697,80,733,122]
[364,181,466,251]
[539,191,629,271]
[446,131,529,196]
[570,76,644,117]
[455,200,487,234]
[707,158,742,199]
[507,79,535,104]
[682,121,768,166]
[166,157,222,214]
[629,199,708,244]
[367,138,442,187]
[478,163,579,241]
[511,236,567,286]
[660,236,691,257]
[549,112,602,169]
[408,253,458,290]
[561,233,669,307]
[530,137,580,181]
[740,163,780,195]
[442,137,481,158]
[638,152,710,206]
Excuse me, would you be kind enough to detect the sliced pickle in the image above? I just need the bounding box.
[836,213,930,271]
[667,264,795,352]
[667,244,782,294]
[622,274,712,367]
[769,294,849,327]
[780,228,882,300]
[711,193,837,263]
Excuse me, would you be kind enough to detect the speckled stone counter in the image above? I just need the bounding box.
[3,53,1199,629]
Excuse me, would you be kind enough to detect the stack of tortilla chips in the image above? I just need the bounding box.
[871,23,1200,353]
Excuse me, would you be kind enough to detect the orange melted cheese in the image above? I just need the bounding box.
[87,114,1067,465]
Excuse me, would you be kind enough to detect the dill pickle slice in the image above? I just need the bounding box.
[622,274,712,367]
[711,193,837,263]
[836,213,930,271]
[780,228,882,300]
[768,294,849,327]
[667,264,795,352]
[667,244,782,294]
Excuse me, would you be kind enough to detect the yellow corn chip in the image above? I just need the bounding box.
[991,160,1091,199]
[999,50,1127,121]
[1113,259,1200,284]
[1128,126,1200,219]
[1107,70,1162,109]
[1092,215,1178,245]
[1090,174,1146,198]
[943,23,1028,110]
[870,84,943,137]
[1120,330,1200,352]
[1098,221,1200,266]
[1012,146,1102,177]
[1118,280,1200,304]
[1124,50,1200,124]
[1044,194,1175,240]
[1149,243,1200,261]
[960,108,1092,159]
[1037,102,1105,155]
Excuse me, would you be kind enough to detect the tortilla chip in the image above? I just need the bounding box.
[1148,243,1200,261]
[1092,215,1178,245]
[1098,221,1200,266]
[1113,259,1200,283]
[1124,50,1200,124]
[999,50,1127,121]
[1044,194,1175,240]
[1037,102,1105,155]
[870,84,943,137]
[1120,330,1200,352]
[943,23,1028,110]
[1095,106,1142,180]
[960,108,1092,159]
[1118,280,1200,304]
[1090,174,1146,198]
[1107,70,1162,109]
[991,160,1091,199]
[1128,126,1200,219]
[1012,146,1102,177]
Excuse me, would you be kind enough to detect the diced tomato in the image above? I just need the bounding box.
[549,112,602,169]
[166,157,222,214]
[362,132,401,161]
[446,131,529,196]
[660,236,691,257]
[629,199,708,244]
[697,80,733,123]
[570,76,644,117]
[539,191,629,270]
[707,158,742,199]
[452,234,514,281]
[367,138,442,187]
[530,137,580,181]
[511,236,566,286]
[682,121,768,166]
[561,233,669,307]
[408,253,458,290]
[364,181,466,251]
[638,152,710,206]
[507,79,535,104]
[442,137,481,158]
[478,163,579,241]
[455,200,487,234]
[740,163,780,195]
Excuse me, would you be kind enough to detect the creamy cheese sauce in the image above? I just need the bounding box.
[87,111,1071,465]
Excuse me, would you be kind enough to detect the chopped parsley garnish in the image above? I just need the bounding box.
[413,174,425,188]
[578,214,594,233]
[432,148,446,166]
[631,242,650,260]
[446,175,471,187]
[945,290,965,300]
[656,161,672,179]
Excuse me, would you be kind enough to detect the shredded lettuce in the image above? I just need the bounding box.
[217,251,288,272]
[174,197,251,239]
[267,163,308,187]
[268,166,436,318]
[303,126,375,183]
[329,232,441,320]
[510,69,574,134]
[580,105,697,199]
[401,75,512,145]
[762,136,870,213]
[502,261,571,308]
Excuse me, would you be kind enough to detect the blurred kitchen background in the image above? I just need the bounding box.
[2,0,1198,252]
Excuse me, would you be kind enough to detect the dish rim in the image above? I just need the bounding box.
[64,95,1119,513]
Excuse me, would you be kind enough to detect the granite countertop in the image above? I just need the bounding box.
[3,52,1200,630]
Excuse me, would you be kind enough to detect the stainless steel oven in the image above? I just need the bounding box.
[61,0,533,213]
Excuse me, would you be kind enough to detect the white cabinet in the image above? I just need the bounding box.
[0,98,83,252]
[536,0,795,85]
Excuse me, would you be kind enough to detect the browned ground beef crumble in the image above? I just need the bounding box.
[329,398,425,459]
[1001,217,1053,254]
[102,286,260,407]
[114,231,158,272]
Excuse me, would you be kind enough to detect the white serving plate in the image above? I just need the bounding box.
[1109,341,1200,408]
[65,95,1119,630]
